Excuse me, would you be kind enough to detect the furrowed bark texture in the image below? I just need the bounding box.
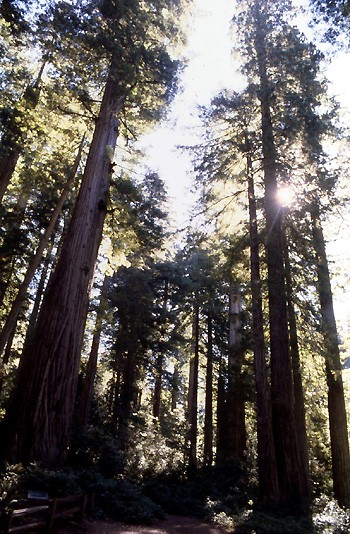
[247,148,279,502]
[0,139,83,357]
[311,205,350,507]
[2,67,122,466]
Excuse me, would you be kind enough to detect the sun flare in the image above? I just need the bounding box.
[276,186,295,207]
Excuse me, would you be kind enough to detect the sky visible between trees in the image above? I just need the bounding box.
[140,0,350,325]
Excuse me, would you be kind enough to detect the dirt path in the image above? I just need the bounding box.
[56,515,228,533]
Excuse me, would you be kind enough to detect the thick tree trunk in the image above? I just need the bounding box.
[247,147,280,502]
[77,274,110,430]
[203,312,213,466]
[253,0,309,502]
[311,204,350,507]
[1,65,123,466]
[0,139,83,357]
[187,306,199,472]
[283,228,311,498]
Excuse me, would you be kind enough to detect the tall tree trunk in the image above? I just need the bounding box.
[224,289,246,462]
[216,354,227,465]
[311,204,350,507]
[118,346,138,449]
[0,61,46,202]
[153,278,169,419]
[0,139,84,357]
[77,274,110,430]
[187,306,199,472]
[283,226,311,498]
[203,312,213,466]
[253,0,309,502]
[1,64,123,466]
[246,146,279,501]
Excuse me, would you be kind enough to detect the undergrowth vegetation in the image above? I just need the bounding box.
[0,451,350,534]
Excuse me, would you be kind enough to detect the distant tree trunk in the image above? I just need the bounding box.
[253,0,309,502]
[216,353,227,464]
[311,203,350,507]
[203,312,213,466]
[283,226,311,497]
[77,274,110,430]
[0,62,45,202]
[153,278,169,419]
[118,345,138,449]
[246,145,279,501]
[0,139,84,357]
[1,64,123,466]
[224,289,246,462]
[187,306,199,472]
[171,363,180,412]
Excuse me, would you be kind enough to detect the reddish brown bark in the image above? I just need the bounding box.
[0,139,83,357]
[1,65,123,466]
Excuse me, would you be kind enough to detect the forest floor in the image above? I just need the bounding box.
[55,515,228,533]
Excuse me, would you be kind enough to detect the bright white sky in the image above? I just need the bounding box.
[138,0,350,328]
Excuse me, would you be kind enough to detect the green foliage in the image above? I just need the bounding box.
[0,464,25,504]
[124,411,186,478]
[0,462,163,524]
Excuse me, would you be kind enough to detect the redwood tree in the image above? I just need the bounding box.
[1,0,183,466]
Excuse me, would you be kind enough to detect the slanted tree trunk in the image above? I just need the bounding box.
[246,145,279,502]
[203,312,213,466]
[283,226,311,498]
[253,0,309,502]
[77,274,110,430]
[187,306,199,472]
[1,64,123,466]
[0,190,31,306]
[311,203,350,507]
[0,61,46,202]
[0,139,84,357]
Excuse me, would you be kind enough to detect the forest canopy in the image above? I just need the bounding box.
[0,0,350,532]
